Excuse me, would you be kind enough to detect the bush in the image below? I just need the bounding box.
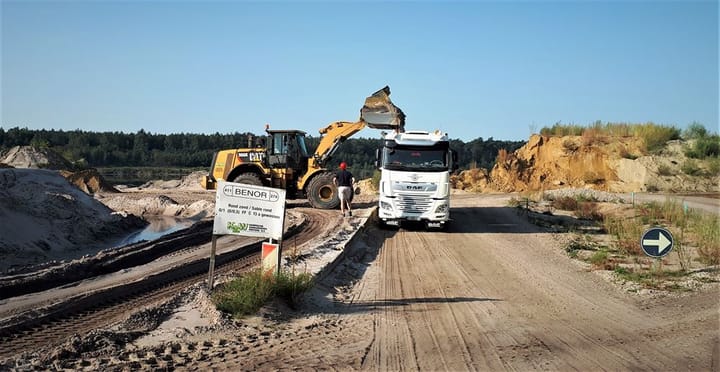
[709,158,720,175]
[680,159,704,176]
[552,196,578,211]
[213,269,274,316]
[213,269,314,317]
[575,202,603,221]
[683,122,708,140]
[274,270,314,308]
[685,135,720,159]
[632,123,681,153]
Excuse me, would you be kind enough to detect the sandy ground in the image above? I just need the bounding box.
[8,189,717,371]
[0,169,146,274]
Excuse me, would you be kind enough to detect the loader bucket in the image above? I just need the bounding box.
[360,86,406,131]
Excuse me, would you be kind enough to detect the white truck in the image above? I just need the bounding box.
[375,130,458,229]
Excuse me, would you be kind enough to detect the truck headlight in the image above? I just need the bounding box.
[381,201,393,211]
[435,203,448,213]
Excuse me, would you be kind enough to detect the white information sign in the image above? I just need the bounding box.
[213,181,286,240]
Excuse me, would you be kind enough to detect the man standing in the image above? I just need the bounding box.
[333,161,355,217]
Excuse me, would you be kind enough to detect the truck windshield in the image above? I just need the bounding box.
[382,146,448,171]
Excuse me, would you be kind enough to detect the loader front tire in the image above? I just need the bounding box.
[232,173,263,186]
[307,172,340,209]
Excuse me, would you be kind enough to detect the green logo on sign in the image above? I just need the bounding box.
[227,221,248,233]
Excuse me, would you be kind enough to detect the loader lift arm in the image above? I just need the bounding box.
[298,86,406,189]
[311,120,367,169]
[311,85,406,169]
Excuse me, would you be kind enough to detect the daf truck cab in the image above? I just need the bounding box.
[376,130,458,229]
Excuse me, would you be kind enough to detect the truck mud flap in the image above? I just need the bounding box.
[361,86,406,131]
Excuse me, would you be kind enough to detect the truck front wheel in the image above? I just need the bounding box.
[307,172,340,209]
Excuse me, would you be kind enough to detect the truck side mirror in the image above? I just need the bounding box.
[452,150,459,172]
[375,148,381,169]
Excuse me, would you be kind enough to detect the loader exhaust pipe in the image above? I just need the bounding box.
[360,86,406,131]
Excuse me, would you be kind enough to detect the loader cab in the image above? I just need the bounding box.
[266,130,310,174]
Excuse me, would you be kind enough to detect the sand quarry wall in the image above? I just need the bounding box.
[453,135,719,193]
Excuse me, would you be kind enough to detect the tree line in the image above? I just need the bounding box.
[0,127,525,179]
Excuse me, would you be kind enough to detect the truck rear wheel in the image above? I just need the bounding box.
[232,173,263,186]
[307,172,340,209]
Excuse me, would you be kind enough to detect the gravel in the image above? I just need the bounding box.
[543,187,630,203]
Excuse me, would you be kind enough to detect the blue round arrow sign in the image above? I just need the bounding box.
[640,227,674,258]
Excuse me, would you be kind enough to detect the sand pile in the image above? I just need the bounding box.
[139,171,206,190]
[0,146,73,170]
[178,171,207,190]
[60,169,119,194]
[0,169,146,273]
[101,195,214,219]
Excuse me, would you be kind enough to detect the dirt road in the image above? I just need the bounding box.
[180,192,718,370]
[3,192,717,370]
[358,193,717,370]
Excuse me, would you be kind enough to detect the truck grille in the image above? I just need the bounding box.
[396,193,433,213]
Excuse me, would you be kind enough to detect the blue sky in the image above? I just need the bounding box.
[2,1,717,142]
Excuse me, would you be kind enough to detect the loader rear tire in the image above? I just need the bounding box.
[232,173,263,186]
[307,172,340,209]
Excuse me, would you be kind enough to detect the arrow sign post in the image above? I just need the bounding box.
[640,227,674,258]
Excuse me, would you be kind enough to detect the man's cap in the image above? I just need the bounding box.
[339,162,347,170]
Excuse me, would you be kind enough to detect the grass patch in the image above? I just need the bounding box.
[531,192,717,292]
[613,266,691,290]
[538,121,680,153]
[588,249,611,268]
[212,269,314,317]
[603,215,644,256]
[691,213,720,265]
[565,235,597,258]
[540,123,585,136]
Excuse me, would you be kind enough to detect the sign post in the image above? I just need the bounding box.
[208,181,286,290]
[207,235,218,289]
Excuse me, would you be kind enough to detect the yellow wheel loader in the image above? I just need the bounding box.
[200,86,405,209]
